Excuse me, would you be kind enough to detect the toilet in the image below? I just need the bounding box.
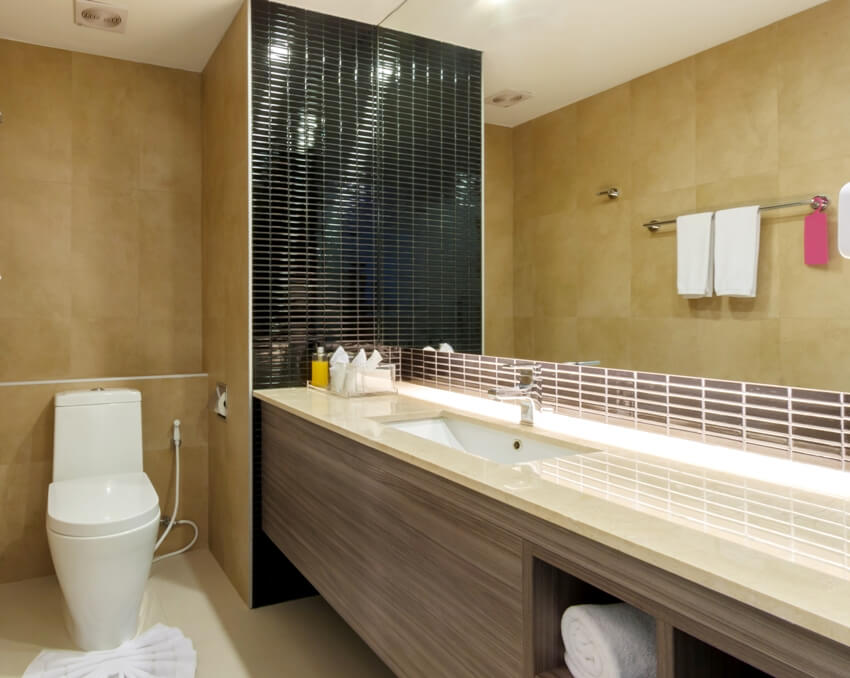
[46,388,160,651]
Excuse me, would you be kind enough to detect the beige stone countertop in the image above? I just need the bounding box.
[254,383,850,647]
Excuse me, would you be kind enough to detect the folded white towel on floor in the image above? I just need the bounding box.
[23,623,196,678]
[714,205,761,297]
[676,211,715,297]
[561,603,656,678]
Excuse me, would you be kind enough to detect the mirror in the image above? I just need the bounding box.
[384,0,847,391]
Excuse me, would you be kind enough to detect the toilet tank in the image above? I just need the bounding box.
[53,388,143,482]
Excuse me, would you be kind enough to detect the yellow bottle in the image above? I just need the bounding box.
[311,346,329,387]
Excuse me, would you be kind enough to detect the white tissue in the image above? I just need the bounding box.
[423,345,436,351]
[344,349,367,394]
[366,349,383,369]
[329,346,349,393]
[437,342,454,353]
[329,365,346,393]
[330,346,350,364]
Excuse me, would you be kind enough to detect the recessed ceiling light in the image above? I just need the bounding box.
[75,0,127,33]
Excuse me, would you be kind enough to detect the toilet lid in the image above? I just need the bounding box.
[47,472,160,538]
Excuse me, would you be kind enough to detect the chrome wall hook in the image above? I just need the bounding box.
[596,187,619,200]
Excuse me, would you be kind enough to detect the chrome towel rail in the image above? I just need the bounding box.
[643,194,829,232]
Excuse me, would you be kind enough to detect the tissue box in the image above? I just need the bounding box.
[358,365,397,395]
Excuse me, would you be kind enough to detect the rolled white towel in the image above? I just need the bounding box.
[561,603,656,678]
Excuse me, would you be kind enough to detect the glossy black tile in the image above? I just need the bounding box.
[251,1,481,388]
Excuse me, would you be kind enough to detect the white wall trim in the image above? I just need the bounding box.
[0,373,208,388]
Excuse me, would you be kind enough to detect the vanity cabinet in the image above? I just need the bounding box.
[261,404,850,678]
[262,406,525,677]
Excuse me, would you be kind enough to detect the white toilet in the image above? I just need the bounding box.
[46,388,160,651]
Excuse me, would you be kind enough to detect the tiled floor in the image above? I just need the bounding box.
[0,549,395,677]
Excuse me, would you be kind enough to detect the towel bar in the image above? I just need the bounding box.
[643,194,829,232]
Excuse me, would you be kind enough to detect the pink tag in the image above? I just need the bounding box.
[804,211,829,265]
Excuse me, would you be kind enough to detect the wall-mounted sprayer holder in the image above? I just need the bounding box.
[596,187,619,200]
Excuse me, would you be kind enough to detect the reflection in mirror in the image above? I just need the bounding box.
[387,0,849,391]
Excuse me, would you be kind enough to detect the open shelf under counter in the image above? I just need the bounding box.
[529,547,788,678]
[535,669,573,678]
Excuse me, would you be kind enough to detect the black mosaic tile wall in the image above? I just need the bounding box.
[251,0,481,389]
[375,28,482,352]
[250,1,480,607]
[401,348,850,471]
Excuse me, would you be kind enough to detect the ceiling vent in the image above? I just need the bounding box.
[75,0,127,33]
[485,90,532,108]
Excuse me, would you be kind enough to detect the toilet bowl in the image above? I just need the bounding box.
[47,472,160,650]
[47,388,161,651]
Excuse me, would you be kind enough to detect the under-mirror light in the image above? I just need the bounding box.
[269,40,290,63]
[377,57,400,82]
[296,112,319,150]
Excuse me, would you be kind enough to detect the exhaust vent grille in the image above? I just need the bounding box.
[75,1,127,33]
[485,89,532,108]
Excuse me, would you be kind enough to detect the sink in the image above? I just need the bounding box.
[385,414,601,464]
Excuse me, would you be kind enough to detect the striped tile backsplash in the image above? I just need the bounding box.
[399,348,850,470]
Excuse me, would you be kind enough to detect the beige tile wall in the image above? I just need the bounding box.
[484,126,515,356]
[497,0,850,390]
[0,376,208,583]
[0,41,207,582]
[0,40,202,378]
[202,2,253,606]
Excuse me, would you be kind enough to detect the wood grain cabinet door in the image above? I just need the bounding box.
[262,406,525,678]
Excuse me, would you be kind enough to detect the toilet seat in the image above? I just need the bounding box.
[48,472,159,538]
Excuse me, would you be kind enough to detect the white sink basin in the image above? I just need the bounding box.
[385,414,601,464]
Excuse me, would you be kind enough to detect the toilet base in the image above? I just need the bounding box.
[48,513,159,651]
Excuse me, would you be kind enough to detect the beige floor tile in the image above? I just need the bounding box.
[0,550,393,678]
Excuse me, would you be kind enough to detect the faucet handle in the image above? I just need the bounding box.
[498,362,540,388]
[499,362,541,373]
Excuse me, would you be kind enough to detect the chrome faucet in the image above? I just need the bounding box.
[488,364,541,426]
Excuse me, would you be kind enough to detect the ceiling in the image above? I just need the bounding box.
[279,0,401,24]
[0,0,827,124]
[381,0,827,126]
[0,0,243,72]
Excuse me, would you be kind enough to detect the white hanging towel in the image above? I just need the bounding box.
[676,211,715,297]
[714,205,761,297]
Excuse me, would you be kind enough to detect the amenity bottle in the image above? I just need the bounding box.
[311,346,329,387]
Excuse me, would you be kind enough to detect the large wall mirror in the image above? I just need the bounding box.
[382,0,849,391]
